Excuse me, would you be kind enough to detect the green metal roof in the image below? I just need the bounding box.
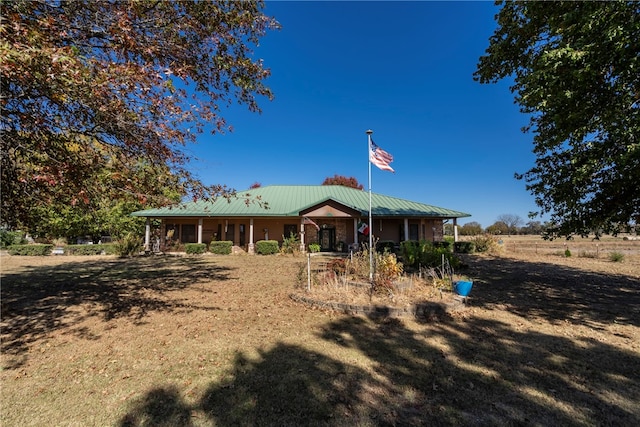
[131,185,471,218]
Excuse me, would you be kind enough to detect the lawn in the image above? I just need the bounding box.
[1,247,639,426]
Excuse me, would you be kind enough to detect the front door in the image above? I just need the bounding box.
[319,228,335,252]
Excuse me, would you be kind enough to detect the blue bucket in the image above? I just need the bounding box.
[454,280,473,297]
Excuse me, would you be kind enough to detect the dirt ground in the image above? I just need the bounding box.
[1,248,639,426]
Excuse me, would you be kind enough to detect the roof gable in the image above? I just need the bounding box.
[300,199,361,218]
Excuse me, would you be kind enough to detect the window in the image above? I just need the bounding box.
[239,224,245,246]
[284,224,297,239]
[409,224,419,241]
[225,224,234,242]
[181,224,196,243]
[166,224,180,242]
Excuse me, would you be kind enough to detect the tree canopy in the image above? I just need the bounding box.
[475,1,639,238]
[459,221,483,236]
[322,175,364,190]
[1,0,279,231]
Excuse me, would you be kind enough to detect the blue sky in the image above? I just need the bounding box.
[187,1,542,229]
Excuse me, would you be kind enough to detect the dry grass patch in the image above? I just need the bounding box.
[1,250,639,426]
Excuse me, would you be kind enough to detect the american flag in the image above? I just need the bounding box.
[303,216,320,231]
[369,138,394,172]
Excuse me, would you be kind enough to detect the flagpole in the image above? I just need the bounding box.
[366,129,373,284]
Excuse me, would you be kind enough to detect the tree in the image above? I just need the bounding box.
[1,0,279,231]
[496,214,523,235]
[321,175,364,190]
[521,220,544,235]
[475,1,640,238]
[459,221,483,236]
[486,221,509,236]
[23,155,182,241]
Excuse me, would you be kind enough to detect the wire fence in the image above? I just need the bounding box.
[489,237,640,257]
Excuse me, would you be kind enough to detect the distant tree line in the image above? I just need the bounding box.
[451,214,636,238]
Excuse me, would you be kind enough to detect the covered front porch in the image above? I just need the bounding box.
[141,215,461,254]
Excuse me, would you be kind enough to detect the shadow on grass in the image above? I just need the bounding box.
[120,313,640,425]
[463,255,640,327]
[1,256,232,369]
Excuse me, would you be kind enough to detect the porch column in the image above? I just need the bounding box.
[144,218,151,251]
[248,218,255,254]
[353,218,359,244]
[299,218,306,252]
[197,218,203,244]
[404,218,409,241]
[453,218,459,242]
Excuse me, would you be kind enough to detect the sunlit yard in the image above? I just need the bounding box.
[2,248,638,426]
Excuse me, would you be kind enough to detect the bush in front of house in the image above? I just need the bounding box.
[470,234,502,254]
[280,233,300,255]
[113,233,142,257]
[8,244,53,256]
[1,230,27,248]
[209,241,232,254]
[256,240,279,255]
[64,244,115,255]
[432,240,451,250]
[376,240,396,254]
[185,243,207,254]
[400,240,461,270]
[454,241,475,254]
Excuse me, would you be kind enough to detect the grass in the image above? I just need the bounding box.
[1,248,639,426]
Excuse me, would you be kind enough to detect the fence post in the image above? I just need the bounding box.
[307,253,311,291]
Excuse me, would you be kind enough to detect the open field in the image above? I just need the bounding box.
[461,234,640,257]
[1,243,639,426]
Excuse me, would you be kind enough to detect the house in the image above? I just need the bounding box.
[131,185,471,253]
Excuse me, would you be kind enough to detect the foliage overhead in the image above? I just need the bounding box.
[1,0,279,230]
[475,1,639,238]
[322,175,364,190]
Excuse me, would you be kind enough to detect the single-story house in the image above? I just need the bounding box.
[131,185,471,253]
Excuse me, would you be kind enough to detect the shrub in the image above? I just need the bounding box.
[609,251,625,262]
[256,240,279,255]
[52,237,67,247]
[376,240,396,253]
[209,241,232,255]
[578,250,598,258]
[185,243,207,254]
[102,244,117,255]
[470,234,501,254]
[1,230,26,248]
[327,258,347,275]
[65,244,113,255]
[8,244,53,256]
[400,240,420,267]
[376,251,403,282]
[454,241,475,254]
[432,241,451,250]
[308,243,321,253]
[280,232,300,255]
[400,240,460,270]
[346,249,371,279]
[564,248,572,257]
[113,233,142,257]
